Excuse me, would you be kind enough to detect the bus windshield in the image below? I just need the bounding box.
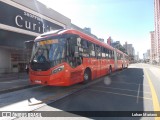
[31,37,66,63]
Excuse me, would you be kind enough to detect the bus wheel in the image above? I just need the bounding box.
[83,70,90,84]
[109,66,112,75]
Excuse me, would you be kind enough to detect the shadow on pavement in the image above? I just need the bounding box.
[46,68,149,120]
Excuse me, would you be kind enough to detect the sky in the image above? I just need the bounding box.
[37,0,154,58]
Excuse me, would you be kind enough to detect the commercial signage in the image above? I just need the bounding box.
[0,1,64,34]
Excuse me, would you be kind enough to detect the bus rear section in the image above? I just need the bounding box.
[113,49,129,70]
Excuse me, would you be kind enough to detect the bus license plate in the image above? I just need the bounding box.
[35,80,41,83]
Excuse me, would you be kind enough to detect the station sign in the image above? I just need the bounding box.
[0,1,64,34]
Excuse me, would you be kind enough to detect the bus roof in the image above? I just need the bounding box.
[35,29,127,54]
[62,29,115,51]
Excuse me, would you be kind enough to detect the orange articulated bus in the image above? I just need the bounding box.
[28,29,129,86]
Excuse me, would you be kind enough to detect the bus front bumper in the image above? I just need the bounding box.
[29,73,70,86]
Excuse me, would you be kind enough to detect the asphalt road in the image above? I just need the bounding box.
[1,63,160,120]
[35,63,160,120]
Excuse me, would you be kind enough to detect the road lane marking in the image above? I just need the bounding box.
[28,79,104,106]
[136,84,140,103]
[28,87,80,106]
[110,81,150,86]
[92,85,151,94]
[28,70,130,105]
[144,69,160,118]
[0,79,28,83]
[87,89,152,100]
[149,67,160,81]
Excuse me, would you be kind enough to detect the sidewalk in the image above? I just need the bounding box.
[0,72,36,94]
[0,72,28,82]
[149,63,160,69]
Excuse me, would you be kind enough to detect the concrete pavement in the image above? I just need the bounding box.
[0,72,35,94]
[33,63,160,120]
[0,63,160,119]
[0,63,160,95]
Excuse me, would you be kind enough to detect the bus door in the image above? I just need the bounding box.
[114,49,118,70]
[92,58,97,79]
[122,54,125,68]
[67,36,83,83]
[101,47,107,76]
[97,58,101,77]
[96,45,101,77]
[24,40,34,73]
[69,57,83,83]
[89,42,97,79]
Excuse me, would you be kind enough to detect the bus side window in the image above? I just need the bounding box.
[68,36,77,57]
[121,54,123,60]
[67,36,81,67]
[95,45,101,59]
[77,37,81,47]
[102,47,106,58]
[108,50,111,59]
[67,37,83,68]
[117,53,120,60]
[82,39,88,49]
[88,42,95,57]
[88,42,94,51]
[106,49,109,59]
[120,54,121,60]
[81,39,90,57]
[110,50,112,59]
[112,51,114,59]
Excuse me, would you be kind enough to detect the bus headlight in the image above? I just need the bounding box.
[52,65,64,74]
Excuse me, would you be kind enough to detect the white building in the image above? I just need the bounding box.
[154,0,160,63]
[150,31,157,63]
[123,43,135,56]
[0,0,71,73]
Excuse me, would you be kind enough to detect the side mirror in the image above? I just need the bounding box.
[77,38,81,46]
[25,64,29,74]
[74,46,79,57]
[24,40,34,49]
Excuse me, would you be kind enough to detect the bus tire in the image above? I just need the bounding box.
[83,69,90,84]
[109,66,112,75]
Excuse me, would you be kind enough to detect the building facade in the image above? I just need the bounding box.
[123,42,135,61]
[147,49,151,60]
[137,52,139,61]
[71,24,98,39]
[150,31,157,62]
[134,52,139,62]
[0,0,71,73]
[83,27,91,34]
[123,43,134,56]
[123,42,128,54]
[154,0,160,63]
